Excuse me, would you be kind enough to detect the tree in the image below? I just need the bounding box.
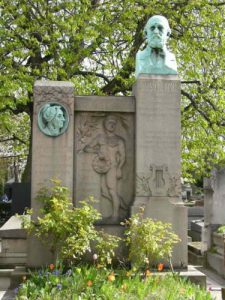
[0,0,225,182]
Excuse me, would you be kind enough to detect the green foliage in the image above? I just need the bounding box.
[217,225,225,234]
[122,208,180,269]
[21,179,120,265]
[95,230,121,266]
[1,1,225,181]
[16,265,213,300]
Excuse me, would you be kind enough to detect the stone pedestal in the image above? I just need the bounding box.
[132,75,187,268]
[28,81,74,267]
[31,81,74,216]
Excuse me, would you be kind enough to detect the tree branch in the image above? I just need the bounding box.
[0,135,27,145]
[0,102,32,115]
[73,71,110,83]
[181,80,201,85]
[101,17,147,95]
[181,89,213,126]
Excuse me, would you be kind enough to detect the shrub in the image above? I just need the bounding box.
[21,179,120,265]
[122,208,180,270]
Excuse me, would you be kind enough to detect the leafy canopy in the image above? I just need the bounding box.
[0,0,225,180]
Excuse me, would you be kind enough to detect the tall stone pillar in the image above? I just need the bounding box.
[133,75,187,268]
[28,81,74,267]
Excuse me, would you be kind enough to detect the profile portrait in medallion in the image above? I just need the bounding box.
[38,103,69,137]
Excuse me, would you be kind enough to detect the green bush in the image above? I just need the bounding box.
[122,208,180,270]
[21,179,120,265]
[217,225,225,234]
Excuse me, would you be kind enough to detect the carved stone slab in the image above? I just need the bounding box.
[74,112,134,223]
[136,164,181,197]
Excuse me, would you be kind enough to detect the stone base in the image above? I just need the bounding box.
[0,216,27,267]
[132,197,188,268]
[95,224,128,262]
[0,266,28,291]
[27,236,55,268]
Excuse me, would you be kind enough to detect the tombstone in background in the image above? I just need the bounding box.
[133,15,187,268]
[203,168,225,276]
[203,169,225,251]
[11,183,31,215]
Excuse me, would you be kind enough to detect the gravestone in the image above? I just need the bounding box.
[203,170,225,276]
[203,168,225,252]
[28,15,187,268]
[11,183,31,215]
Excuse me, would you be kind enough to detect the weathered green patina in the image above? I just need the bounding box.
[135,15,177,77]
[38,103,69,137]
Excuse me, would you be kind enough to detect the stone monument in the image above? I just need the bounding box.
[26,15,187,267]
[133,15,187,268]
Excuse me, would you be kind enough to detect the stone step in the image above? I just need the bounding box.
[0,216,28,267]
[151,265,206,288]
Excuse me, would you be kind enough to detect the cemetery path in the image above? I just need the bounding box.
[0,290,15,300]
[197,267,225,300]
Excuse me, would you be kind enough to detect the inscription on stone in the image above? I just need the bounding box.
[141,81,178,91]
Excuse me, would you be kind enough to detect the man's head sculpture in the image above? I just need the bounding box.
[144,15,171,49]
[135,15,177,77]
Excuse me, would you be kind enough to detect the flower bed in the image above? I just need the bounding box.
[15,265,213,300]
